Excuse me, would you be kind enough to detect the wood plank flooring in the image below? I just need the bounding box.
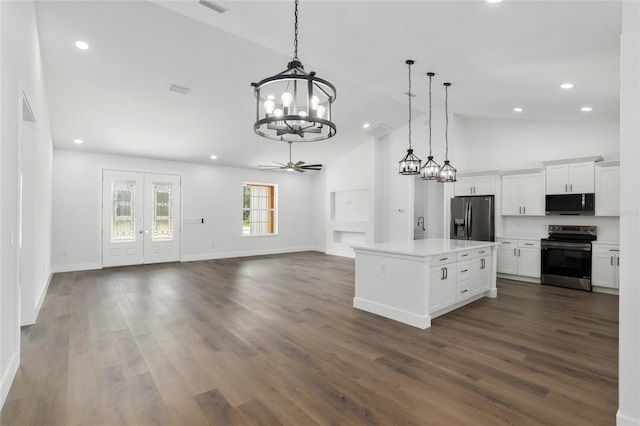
[1,252,618,425]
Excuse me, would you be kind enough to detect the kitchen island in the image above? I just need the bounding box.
[352,239,500,329]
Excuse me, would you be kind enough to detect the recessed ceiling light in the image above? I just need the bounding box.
[487,0,503,3]
[581,107,593,112]
[560,83,574,89]
[73,139,83,144]
[363,123,370,129]
[513,107,523,112]
[75,41,89,50]
[210,155,217,160]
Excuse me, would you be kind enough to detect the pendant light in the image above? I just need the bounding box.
[438,82,457,182]
[251,0,337,142]
[420,72,440,180]
[399,60,421,175]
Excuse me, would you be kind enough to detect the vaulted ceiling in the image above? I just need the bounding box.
[35,0,622,169]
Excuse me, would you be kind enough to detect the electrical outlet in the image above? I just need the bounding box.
[63,250,68,257]
[381,264,387,274]
[211,242,216,247]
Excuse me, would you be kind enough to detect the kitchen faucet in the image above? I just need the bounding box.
[417,216,425,230]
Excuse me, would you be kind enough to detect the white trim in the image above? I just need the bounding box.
[324,248,355,259]
[52,262,102,273]
[0,350,20,409]
[353,297,432,329]
[180,246,315,262]
[34,272,53,321]
[497,273,541,284]
[617,410,640,426]
[541,156,603,166]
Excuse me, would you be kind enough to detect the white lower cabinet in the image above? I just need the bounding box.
[497,238,541,279]
[592,244,620,289]
[471,253,492,294]
[429,259,457,312]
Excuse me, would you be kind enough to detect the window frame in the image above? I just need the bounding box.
[242,182,278,237]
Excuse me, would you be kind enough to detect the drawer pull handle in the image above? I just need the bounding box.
[439,257,448,261]
[461,289,468,294]
[461,269,468,273]
[524,243,534,246]
[479,250,486,254]
[461,254,469,257]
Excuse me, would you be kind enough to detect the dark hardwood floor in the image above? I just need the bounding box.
[1,252,618,425]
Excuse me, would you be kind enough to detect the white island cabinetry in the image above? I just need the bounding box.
[353,239,499,329]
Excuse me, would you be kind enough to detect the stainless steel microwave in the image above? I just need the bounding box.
[545,193,595,215]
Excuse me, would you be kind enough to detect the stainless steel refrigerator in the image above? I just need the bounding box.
[450,195,495,241]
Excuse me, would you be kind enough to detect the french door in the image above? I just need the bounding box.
[102,170,181,267]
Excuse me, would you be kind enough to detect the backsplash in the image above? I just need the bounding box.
[502,215,619,242]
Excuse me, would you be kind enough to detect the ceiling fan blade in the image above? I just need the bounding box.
[294,161,305,166]
[294,168,306,173]
[273,161,287,167]
[300,164,323,169]
[258,164,281,168]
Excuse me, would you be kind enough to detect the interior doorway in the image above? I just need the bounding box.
[102,170,181,267]
[414,177,445,239]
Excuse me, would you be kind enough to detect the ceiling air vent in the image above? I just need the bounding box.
[199,0,227,14]
[169,84,190,95]
[365,124,393,138]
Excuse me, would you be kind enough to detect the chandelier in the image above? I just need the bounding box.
[399,60,421,175]
[438,82,457,182]
[251,0,337,142]
[420,72,440,180]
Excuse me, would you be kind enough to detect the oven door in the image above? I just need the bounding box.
[541,240,592,291]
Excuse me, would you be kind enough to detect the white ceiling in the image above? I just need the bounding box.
[35,0,622,169]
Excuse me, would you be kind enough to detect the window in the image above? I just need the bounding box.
[243,183,277,236]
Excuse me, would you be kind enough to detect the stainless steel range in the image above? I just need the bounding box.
[541,225,597,291]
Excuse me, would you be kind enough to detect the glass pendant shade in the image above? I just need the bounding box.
[399,149,422,175]
[420,156,441,180]
[251,0,336,142]
[438,160,457,182]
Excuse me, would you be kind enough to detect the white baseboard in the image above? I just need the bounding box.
[51,262,101,273]
[592,286,619,295]
[181,246,315,262]
[353,297,431,329]
[34,272,53,322]
[0,350,20,410]
[325,249,355,259]
[497,273,541,284]
[617,410,640,426]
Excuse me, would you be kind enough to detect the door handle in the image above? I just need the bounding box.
[139,230,143,234]
[480,258,486,269]
[523,206,526,214]
[570,184,573,192]
[617,257,619,266]
[519,206,522,214]
[611,256,613,265]
[441,267,446,280]
[518,249,521,256]
[514,248,517,256]
[565,184,568,192]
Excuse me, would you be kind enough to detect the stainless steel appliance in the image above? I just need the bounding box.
[545,193,595,215]
[541,225,597,291]
[450,196,495,242]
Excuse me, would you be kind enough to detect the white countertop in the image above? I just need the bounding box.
[352,238,499,258]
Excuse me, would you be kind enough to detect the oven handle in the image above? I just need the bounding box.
[541,241,592,251]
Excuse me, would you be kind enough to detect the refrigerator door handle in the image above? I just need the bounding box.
[468,203,473,240]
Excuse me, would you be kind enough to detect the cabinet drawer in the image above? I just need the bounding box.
[518,240,540,249]
[497,238,517,247]
[457,260,471,281]
[431,254,457,267]
[456,250,472,261]
[472,248,491,258]
[456,282,472,301]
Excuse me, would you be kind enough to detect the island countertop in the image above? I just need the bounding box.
[352,238,500,258]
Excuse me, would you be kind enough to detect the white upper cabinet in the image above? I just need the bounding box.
[545,160,598,194]
[454,174,496,196]
[595,162,620,216]
[501,171,545,215]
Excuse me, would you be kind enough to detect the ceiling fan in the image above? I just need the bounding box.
[258,141,323,173]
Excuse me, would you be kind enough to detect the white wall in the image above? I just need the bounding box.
[618,2,640,424]
[324,141,375,257]
[310,170,326,252]
[1,0,54,407]
[458,117,619,171]
[52,150,316,271]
